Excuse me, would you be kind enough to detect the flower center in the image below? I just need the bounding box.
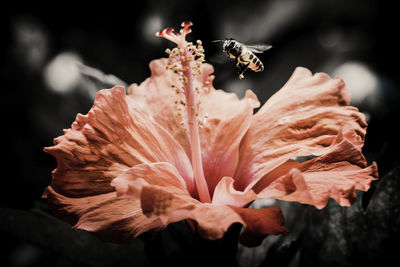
[157,22,211,203]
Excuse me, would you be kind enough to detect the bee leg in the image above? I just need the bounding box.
[236,62,250,79]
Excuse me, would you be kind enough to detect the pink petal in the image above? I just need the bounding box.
[44,86,194,197]
[230,206,289,247]
[114,162,286,243]
[44,186,161,242]
[113,162,242,239]
[137,182,286,242]
[253,128,378,209]
[200,89,259,196]
[111,162,190,198]
[212,177,257,207]
[235,67,369,190]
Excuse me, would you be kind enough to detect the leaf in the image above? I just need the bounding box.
[300,166,400,267]
[0,201,148,267]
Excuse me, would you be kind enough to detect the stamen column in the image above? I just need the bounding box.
[181,47,211,203]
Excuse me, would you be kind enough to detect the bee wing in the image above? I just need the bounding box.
[246,44,272,53]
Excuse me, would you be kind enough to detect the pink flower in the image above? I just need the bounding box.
[43,22,378,247]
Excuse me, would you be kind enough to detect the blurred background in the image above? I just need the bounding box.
[1,0,399,266]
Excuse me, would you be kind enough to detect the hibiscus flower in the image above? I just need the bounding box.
[43,21,378,247]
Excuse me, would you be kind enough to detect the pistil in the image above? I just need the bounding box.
[181,47,211,203]
[157,22,211,203]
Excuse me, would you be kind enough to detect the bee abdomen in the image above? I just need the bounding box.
[249,56,264,72]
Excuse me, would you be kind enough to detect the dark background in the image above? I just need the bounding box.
[1,0,399,266]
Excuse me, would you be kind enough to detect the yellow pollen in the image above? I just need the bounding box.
[196,40,202,45]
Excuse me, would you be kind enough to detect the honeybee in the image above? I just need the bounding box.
[213,38,272,79]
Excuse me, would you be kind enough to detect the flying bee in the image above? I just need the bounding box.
[213,38,272,79]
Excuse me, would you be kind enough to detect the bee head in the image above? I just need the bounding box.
[222,38,236,53]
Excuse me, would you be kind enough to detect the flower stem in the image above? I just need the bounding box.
[182,47,211,203]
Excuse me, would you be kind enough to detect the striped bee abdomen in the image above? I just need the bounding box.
[248,52,264,72]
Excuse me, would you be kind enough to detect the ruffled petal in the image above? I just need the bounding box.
[112,162,241,239]
[132,181,287,242]
[44,86,194,197]
[235,67,369,190]
[252,128,378,209]
[112,162,286,243]
[44,186,161,242]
